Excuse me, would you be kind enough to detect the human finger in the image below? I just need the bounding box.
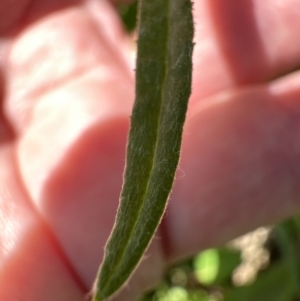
[192,0,300,100]
[166,71,300,261]
[0,146,85,301]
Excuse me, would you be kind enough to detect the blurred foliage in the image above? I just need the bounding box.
[139,216,300,301]
[274,216,300,299]
[194,248,241,286]
[117,0,138,32]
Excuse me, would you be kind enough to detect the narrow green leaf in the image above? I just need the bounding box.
[92,0,194,300]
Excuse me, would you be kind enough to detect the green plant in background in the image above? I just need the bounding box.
[274,216,300,299]
[92,0,194,300]
[118,1,138,32]
[140,221,300,301]
[194,248,241,286]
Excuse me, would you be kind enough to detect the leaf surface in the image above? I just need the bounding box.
[93,0,194,299]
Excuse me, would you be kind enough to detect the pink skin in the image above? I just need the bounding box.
[0,0,300,300]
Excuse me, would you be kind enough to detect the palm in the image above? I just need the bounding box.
[0,1,299,301]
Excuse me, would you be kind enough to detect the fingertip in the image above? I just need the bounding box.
[167,85,300,261]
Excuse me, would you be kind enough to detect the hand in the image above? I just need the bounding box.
[1,0,299,300]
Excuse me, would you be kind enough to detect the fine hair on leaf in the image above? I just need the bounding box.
[92,0,194,300]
